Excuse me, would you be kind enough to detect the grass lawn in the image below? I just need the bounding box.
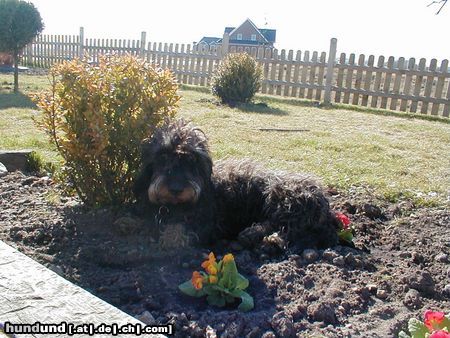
[1,73,449,206]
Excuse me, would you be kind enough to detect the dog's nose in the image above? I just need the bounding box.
[169,186,184,195]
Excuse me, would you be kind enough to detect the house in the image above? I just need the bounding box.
[195,19,276,50]
[197,36,221,47]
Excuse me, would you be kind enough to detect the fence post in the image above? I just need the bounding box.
[23,40,32,66]
[324,38,337,104]
[79,27,84,58]
[220,33,230,59]
[140,31,147,58]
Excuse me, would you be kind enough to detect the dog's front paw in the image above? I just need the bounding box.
[158,223,193,249]
[261,232,287,256]
[237,222,273,248]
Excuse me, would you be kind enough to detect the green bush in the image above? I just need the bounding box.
[26,151,43,173]
[211,53,262,104]
[35,54,180,207]
[24,151,58,175]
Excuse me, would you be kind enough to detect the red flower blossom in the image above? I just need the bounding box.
[424,310,446,331]
[335,212,351,229]
[429,330,450,338]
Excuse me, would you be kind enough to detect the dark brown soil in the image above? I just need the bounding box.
[0,172,449,338]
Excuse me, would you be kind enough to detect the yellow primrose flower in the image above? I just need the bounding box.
[201,252,218,275]
[206,264,218,275]
[208,252,216,261]
[223,253,234,263]
[191,271,203,290]
[209,275,218,284]
[201,252,216,266]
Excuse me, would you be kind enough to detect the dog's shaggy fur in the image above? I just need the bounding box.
[133,119,339,250]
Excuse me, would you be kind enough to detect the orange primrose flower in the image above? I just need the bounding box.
[191,271,203,290]
[208,264,218,275]
[201,252,218,275]
[209,275,218,284]
[223,253,234,263]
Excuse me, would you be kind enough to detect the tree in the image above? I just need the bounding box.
[0,0,43,92]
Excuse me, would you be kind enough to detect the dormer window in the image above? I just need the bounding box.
[237,33,242,40]
[251,34,256,41]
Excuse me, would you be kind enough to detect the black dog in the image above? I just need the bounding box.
[133,119,339,250]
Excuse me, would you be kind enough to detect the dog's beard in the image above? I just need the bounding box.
[148,176,201,205]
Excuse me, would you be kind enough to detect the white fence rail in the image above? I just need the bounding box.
[21,28,450,117]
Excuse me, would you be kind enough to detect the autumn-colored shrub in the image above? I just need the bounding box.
[35,54,180,207]
[211,53,262,104]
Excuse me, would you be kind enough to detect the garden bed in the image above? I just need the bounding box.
[0,171,448,337]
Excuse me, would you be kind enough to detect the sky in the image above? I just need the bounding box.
[31,0,449,62]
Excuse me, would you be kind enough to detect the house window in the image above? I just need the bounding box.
[237,33,242,40]
[251,34,256,41]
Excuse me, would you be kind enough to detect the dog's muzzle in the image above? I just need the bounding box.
[147,176,201,205]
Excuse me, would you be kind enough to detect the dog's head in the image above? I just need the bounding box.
[134,119,212,206]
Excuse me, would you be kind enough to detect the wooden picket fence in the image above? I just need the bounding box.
[21,28,450,117]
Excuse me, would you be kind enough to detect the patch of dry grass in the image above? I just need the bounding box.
[0,75,57,164]
[180,88,450,206]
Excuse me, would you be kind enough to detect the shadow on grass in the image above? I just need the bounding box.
[180,84,210,94]
[256,93,450,124]
[194,96,289,115]
[327,102,450,124]
[235,102,288,115]
[0,91,36,109]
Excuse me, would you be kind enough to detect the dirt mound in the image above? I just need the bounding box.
[0,172,449,337]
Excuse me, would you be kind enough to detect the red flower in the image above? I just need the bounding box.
[335,212,351,229]
[424,310,446,331]
[429,330,450,338]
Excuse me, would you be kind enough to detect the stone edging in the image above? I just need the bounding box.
[0,240,165,338]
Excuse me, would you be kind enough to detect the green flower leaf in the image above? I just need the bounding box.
[235,273,249,290]
[209,284,230,294]
[217,260,223,274]
[225,295,235,303]
[338,229,353,243]
[178,280,206,297]
[441,316,450,330]
[408,318,429,338]
[207,294,226,307]
[219,259,238,290]
[229,289,254,312]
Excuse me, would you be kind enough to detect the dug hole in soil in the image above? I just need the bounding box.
[0,172,449,337]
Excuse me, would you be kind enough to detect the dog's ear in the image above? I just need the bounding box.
[132,164,153,198]
[188,126,213,179]
[140,136,159,167]
[197,149,213,179]
[192,142,213,180]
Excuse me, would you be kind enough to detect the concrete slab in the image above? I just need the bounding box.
[0,241,167,338]
[0,150,31,172]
